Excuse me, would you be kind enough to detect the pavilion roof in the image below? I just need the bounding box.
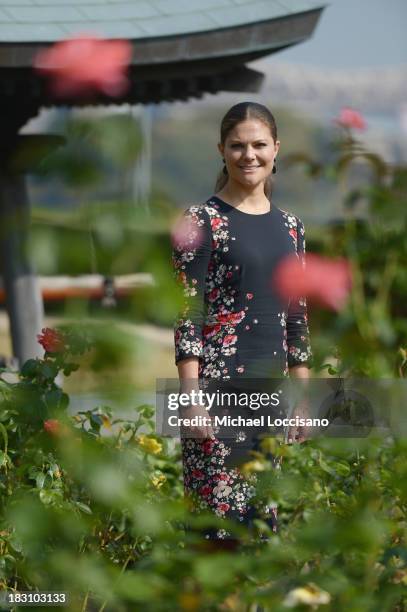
[0,0,326,122]
[0,0,326,60]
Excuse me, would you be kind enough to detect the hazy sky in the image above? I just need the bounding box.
[271,0,407,68]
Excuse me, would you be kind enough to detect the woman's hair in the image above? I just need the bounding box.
[214,101,278,199]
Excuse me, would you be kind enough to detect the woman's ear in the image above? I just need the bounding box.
[217,142,224,156]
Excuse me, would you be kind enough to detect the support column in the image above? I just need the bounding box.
[0,171,44,367]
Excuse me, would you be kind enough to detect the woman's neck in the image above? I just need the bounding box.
[215,187,271,213]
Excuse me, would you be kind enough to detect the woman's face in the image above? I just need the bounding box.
[218,118,280,188]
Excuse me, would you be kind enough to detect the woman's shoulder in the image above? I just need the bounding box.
[181,199,222,221]
[276,206,305,229]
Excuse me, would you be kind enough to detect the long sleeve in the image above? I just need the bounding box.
[172,204,212,365]
[286,216,313,369]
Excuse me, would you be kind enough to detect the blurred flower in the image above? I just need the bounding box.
[151,473,166,489]
[273,253,352,311]
[240,459,266,477]
[34,33,132,98]
[101,415,111,429]
[37,327,66,353]
[171,214,205,252]
[283,583,331,608]
[44,419,61,436]
[137,434,162,455]
[178,592,201,611]
[334,107,367,131]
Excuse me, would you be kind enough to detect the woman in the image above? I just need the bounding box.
[172,102,313,543]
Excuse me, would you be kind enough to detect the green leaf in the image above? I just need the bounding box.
[74,502,92,515]
[319,458,336,475]
[21,359,40,378]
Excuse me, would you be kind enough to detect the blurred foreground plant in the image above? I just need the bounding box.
[0,328,406,610]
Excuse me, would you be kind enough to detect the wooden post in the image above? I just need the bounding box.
[0,170,44,367]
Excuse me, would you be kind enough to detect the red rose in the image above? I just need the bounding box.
[37,327,66,353]
[43,419,63,436]
[34,34,131,98]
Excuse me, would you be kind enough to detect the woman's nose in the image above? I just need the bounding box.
[243,147,256,159]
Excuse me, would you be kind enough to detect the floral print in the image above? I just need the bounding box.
[172,196,313,540]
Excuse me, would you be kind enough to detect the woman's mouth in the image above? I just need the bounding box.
[239,165,260,172]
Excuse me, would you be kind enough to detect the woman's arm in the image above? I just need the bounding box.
[172,206,214,438]
[286,216,313,371]
[287,217,312,442]
[172,205,212,366]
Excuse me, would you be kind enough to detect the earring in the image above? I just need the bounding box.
[272,161,277,174]
[222,157,228,176]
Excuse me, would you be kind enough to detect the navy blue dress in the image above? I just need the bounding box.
[172,195,312,540]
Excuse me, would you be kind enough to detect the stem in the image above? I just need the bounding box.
[97,552,134,612]
[81,590,90,612]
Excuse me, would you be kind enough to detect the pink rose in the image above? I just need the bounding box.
[34,34,131,98]
[273,253,352,311]
[37,327,66,353]
[171,214,204,250]
[334,107,367,131]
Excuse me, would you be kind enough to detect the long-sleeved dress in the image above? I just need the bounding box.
[172,195,312,541]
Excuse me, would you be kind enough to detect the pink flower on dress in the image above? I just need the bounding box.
[210,218,223,231]
[273,253,352,311]
[201,439,215,454]
[192,469,205,480]
[223,334,237,347]
[203,323,221,338]
[289,228,297,241]
[246,292,253,300]
[217,502,230,513]
[208,288,220,302]
[334,107,367,131]
[217,310,245,325]
[34,34,131,98]
[199,484,212,498]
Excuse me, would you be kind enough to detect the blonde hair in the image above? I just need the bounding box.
[214,101,277,199]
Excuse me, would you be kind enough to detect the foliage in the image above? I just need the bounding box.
[1,325,406,611]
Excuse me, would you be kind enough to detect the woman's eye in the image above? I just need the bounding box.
[231,143,267,148]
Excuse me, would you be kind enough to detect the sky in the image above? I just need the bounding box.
[269,0,407,68]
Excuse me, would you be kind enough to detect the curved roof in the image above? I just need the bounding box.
[0,0,326,120]
[0,0,326,45]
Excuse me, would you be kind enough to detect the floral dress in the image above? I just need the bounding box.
[172,195,312,540]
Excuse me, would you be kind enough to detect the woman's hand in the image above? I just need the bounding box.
[180,402,215,440]
[287,398,311,444]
